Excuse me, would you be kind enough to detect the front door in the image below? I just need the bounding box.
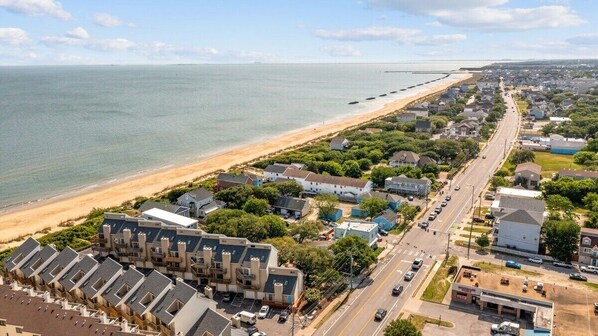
[592,259,597,266]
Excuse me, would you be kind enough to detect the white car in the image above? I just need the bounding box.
[258,305,270,319]
[581,265,598,274]
[528,257,543,264]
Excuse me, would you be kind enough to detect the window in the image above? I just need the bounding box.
[16,327,23,333]
[0,319,5,326]
[140,292,154,306]
[92,278,105,291]
[71,270,85,283]
[12,254,24,265]
[49,265,63,277]
[583,237,592,246]
[30,259,43,271]
[116,284,131,298]
[583,247,592,254]
[166,299,183,316]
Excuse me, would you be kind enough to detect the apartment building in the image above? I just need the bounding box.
[93,213,304,307]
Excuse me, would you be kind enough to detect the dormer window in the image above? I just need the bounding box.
[166,299,183,316]
[50,265,63,277]
[92,278,105,291]
[583,237,592,246]
[71,270,85,283]
[116,284,131,298]
[140,292,154,306]
[12,254,24,265]
[30,259,43,271]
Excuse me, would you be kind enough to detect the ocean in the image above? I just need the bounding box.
[0,62,489,210]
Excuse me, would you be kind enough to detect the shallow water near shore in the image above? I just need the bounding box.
[0,62,488,209]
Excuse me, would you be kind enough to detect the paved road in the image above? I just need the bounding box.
[314,85,521,336]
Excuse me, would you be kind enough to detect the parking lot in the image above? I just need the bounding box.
[213,291,301,336]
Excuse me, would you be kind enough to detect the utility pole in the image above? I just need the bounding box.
[291,306,295,336]
[503,138,507,159]
[467,185,475,260]
[349,252,354,291]
[445,233,451,261]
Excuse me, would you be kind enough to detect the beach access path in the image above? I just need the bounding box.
[0,73,471,246]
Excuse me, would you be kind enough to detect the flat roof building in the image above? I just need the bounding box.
[141,208,199,229]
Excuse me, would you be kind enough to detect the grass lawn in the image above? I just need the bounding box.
[472,227,492,234]
[421,256,459,303]
[579,282,598,293]
[473,261,542,277]
[534,152,581,177]
[410,314,454,331]
[389,223,408,235]
[514,95,529,114]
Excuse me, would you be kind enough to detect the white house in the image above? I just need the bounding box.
[281,169,372,200]
[177,188,224,218]
[492,196,546,253]
[141,208,199,229]
[330,137,350,151]
[496,187,542,199]
[334,221,378,246]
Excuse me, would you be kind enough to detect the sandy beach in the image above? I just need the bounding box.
[0,73,471,244]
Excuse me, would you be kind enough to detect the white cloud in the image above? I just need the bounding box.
[0,27,30,45]
[315,26,465,45]
[320,45,361,57]
[93,12,132,27]
[567,33,598,45]
[367,0,585,31]
[65,27,89,40]
[425,21,442,28]
[0,0,71,20]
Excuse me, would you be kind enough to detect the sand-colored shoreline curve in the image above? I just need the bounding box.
[0,73,471,244]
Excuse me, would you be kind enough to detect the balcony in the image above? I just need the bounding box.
[166,264,187,272]
[236,269,255,280]
[117,247,143,256]
[114,241,128,248]
[211,267,227,274]
[191,265,209,277]
[237,281,260,290]
[91,245,111,253]
[211,277,231,284]
[91,236,108,244]
[128,255,146,262]
[164,255,182,263]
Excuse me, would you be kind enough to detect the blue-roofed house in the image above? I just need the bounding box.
[373,209,398,231]
[357,191,401,210]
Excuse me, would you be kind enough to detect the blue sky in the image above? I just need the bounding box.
[0,0,597,64]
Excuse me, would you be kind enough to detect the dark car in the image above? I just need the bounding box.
[379,229,389,236]
[473,217,485,223]
[374,308,387,321]
[392,284,404,296]
[246,326,259,335]
[553,261,573,268]
[445,195,452,201]
[407,195,414,201]
[222,292,232,302]
[278,310,289,323]
[594,303,598,314]
[569,273,588,281]
[419,221,429,229]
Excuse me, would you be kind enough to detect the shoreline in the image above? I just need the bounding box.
[0,72,471,244]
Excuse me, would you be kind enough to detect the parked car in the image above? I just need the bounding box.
[594,303,598,314]
[434,206,442,214]
[570,273,588,281]
[246,326,259,335]
[258,305,270,319]
[485,213,495,220]
[482,155,486,159]
[278,310,289,323]
[419,221,429,229]
[407,195,414,201]
[581,265,598,274]
[485,192,495,200]
[379,229,389,236]
[473,217,485,223]
[251,332,267,336]
[441,201,448,207]
[428,213,437,221]
[374,308,387,321]
[454,185,460,191]
[553,261,573,268]
[445,195,452,201]
[528,257,543,264]
[404,271,415,281]
[222,292,232,302]
[392,284,404,296]
[505,260,522,269]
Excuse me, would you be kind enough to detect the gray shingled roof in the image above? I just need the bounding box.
[375,209,397,222]
[80,257,123,298]
[39,247,78,284]
[187,188,214,201]
[103,267,145,307]
[263,274,298,295]
[21,245,58,278]
[126,270,173,315]
[500,209,544,226]
[3,237,39,272]
[151,281,197,325]
[242,247,271,269]
[138,201,187,214]
[274,196,309,212]
[359,191,400,203]
[305,174,369,188]
[59,254,98,292]
[390,151,420,164]
[498,195,545,213]
[189,308,231,336]
[388,175,431,186]
[265,164,290,174]
[217,173,250,184]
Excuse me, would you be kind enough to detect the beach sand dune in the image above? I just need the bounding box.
[0,74,471,244]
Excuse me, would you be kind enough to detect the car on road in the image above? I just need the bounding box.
[278,310,289,323]
[445,195,451,201]
[419,221,429,229]
[258,305,270,319]
[392,284,404,296]
[434,206,442,214]
[505,260,522,269]
[482,155,486,159]
[553,261,573,268]
[441,201,447,207]
[595,303,598,314]
[407,195,414,201]
[412,258,423,270]
[581,265,598,274]
[222,292,233,302]
[374,308,387,321]
[569,273,588,281]
[428,213,437,221]
[528,257,543,264]
[404,271,415,281]
[454,185,460,191]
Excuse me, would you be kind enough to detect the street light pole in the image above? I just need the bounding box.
[467,185,475,260]
[446,233,451,261]
[349,252,354,291]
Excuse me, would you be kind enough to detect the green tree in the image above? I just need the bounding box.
[166,188,187,203]
[371,166,396,187]
[330,235,377,273]
[304,288,323,304]
[394,165,422,179]
[206,209,246,229]
[295,244,333,285]
[315,194,340,219]
[252,186,280,204]
[235,214,269,242]
[260,215,288,238]
[509,150,535,165]
[491,176,509,190]
[359,197,389,219]
[420,162,439,176]
[243,197,269,216]
[585,138,598,152]
[542,219,581,261]
[475,234,490,249]
[545,194,575,220]
[398,203,418,225]
[272,181,304,197]
[343,160,363,178]
[357,158,373,171]
[384,319,422,336]
[574,151,597,165]
[263,237,297,265]
[289,220,323,243]
[318,161,344,176]
[368,149,384,164]
[583,192,598,211]
[215,184,254,209]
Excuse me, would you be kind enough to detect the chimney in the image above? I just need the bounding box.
[274,282,283,304]
[250,257,260,287]
[10,281,20,291]
[80,305,88,317]
[160,237,170,254]
[100,312,109,325]
[121,319,129,332]
[203,247,213,269]
[177,241,187,269]
[222,252,231,280]
[204,286,213,299]
[123,228,132,246]
[61,299,69,310]
[102,225,112,249]
[0,277,4,285]
[27,287,35,297]
[43,291,52,303]
[138,232,147,259]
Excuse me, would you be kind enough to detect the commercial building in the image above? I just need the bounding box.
[141,208,199,229]
[93,213,304,307]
